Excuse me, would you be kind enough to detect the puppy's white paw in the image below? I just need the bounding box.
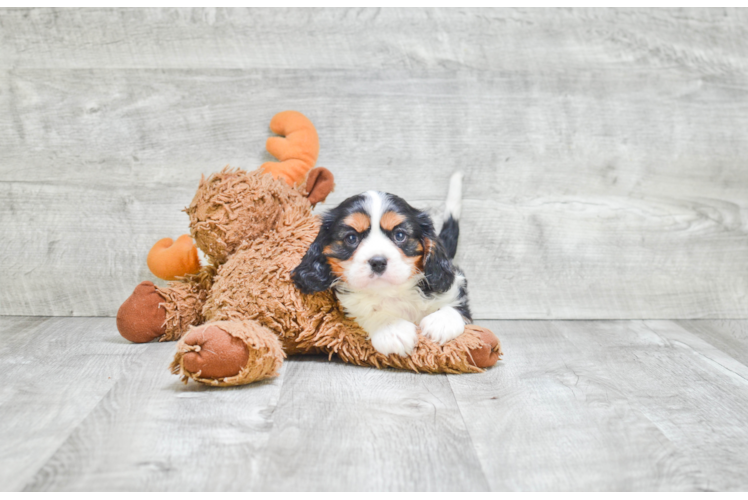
[371,320,418,357]
[420,307,466,344]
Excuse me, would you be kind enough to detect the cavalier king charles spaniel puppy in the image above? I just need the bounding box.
[292,172,470,357]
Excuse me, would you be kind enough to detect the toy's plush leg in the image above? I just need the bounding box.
[116,279,207,343]
[386,324,502,373]
[170,320,285,387]
[464,325,502,368]
[156,280,208,341]
[306,317,502,374]
[117,281,167,343]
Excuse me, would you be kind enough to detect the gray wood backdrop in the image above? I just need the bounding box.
[2,8,747,319]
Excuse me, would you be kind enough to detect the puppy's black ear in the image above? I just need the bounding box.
[292,241,335,294]
[417,211,456,295]
[421,238,456,295]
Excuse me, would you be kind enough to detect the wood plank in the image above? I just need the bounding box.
[2,66,747,318]
[0,317,133,491]
[17,323,284,491]
[625,320,748,491]
[2,8,747,71]
[452,319,748,490]
[448,320,703,491]
[255,357,489,491]
[4,317,748,490]
[675,320,748,366]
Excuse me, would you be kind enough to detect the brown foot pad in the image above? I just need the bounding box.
[181,325,250,379]
[117,281,166,343]
[467,326,502,368]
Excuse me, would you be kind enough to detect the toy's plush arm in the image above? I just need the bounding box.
[260,110,320,187]
[296,310,502,374]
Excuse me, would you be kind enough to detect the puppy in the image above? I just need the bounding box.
[292,172,471,357]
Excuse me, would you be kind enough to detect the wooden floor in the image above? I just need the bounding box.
[1,317,747,491]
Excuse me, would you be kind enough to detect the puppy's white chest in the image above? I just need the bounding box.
[378,295,425,323]
[335,275,465,339]
[337,284,435,326]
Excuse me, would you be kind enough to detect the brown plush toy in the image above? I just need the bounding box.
[116,111,502,386]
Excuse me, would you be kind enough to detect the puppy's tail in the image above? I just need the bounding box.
[440,171,463,260]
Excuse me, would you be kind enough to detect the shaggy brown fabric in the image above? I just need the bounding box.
[186,168,285,264]
[301,310,490,374]
[155,273,212,342]
[116,281,166,343]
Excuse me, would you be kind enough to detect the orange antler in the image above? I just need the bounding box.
[260,111,319,186]
[147,235,201,281]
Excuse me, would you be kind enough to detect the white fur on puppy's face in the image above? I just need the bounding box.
[341,191,416,291]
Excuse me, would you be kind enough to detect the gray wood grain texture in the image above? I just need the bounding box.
[3,316,748,491]
[0,317,124,490]
[1,316,285,492]
[254,357,488,491]
[675,320,748,365]
[448,321,698,490]
[1,8,748,318]
[449,319,748,491]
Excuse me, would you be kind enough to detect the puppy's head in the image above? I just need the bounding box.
[293,191,454,294]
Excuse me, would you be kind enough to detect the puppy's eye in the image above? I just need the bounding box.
[393,229,407,243]
[344,233,359,246]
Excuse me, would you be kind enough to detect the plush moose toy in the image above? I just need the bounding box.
[116,111,501,386]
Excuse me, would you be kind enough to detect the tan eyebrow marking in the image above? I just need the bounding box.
[380,211,405,231]
[343,212,370,233]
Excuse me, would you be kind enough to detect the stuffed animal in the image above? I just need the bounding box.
[116,111,502,386]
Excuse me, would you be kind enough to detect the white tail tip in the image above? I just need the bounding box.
[445,171,463,220]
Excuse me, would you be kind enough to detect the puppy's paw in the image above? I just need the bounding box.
[371,320,418,357]
[420,307,466,344]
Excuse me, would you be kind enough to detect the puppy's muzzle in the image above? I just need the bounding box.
[368,256,388,275]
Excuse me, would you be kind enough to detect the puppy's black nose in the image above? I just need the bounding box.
[368,256,388,275]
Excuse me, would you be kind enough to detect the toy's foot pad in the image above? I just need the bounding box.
[181,325,250,379]
[468,326,502,368]
[117,281,166,343]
